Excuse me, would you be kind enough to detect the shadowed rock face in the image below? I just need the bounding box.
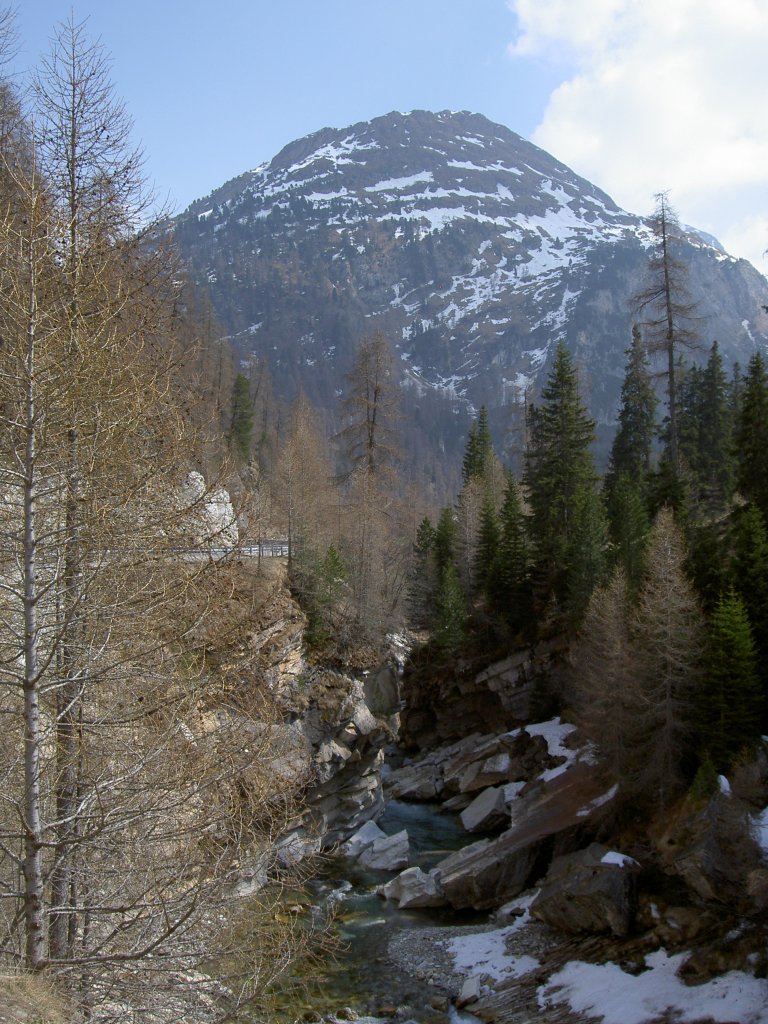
[531,843,640,937]
[400,645,557,749]
[653,789,764,911]
[172,109,768,481]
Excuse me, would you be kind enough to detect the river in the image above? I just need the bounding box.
[275,799,488,1023]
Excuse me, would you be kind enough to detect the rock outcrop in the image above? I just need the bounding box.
[400,645,559,749]
[653,788,764,912]
[213,559,399,853]
[435,763,616,910]
[385,725,558,804]
[530,843,640,937]
[380,722,616,912]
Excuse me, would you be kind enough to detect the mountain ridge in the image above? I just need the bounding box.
[172,109,768,482]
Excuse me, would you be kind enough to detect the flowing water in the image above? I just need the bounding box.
[279,799,486,1023]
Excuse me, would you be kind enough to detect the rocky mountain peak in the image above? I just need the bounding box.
[173,109,768,481]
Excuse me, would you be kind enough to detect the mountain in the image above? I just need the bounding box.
[171,109,768,483]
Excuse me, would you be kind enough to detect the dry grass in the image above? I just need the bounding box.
[0,971,72,1023]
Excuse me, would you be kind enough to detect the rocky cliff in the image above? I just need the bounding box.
[199,556,399,857]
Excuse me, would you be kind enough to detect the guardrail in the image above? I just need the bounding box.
[206,541,289,559]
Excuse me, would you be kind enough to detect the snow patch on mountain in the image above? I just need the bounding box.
[367,172,435,192]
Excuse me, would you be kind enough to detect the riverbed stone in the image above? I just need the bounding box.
[358,828,410,871]
[340,819,387,858]
[379,866,446,908]
[456,976,482,1008]
[460,786,509,834]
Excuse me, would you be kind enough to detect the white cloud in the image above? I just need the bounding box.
[507,0,768,273]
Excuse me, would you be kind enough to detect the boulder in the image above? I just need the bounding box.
[456,976,482,1008]
[441,735,506,795]
[435,833,540,911]
[385,762,443,801]
[379,866,446,908]
[358,829,410,872]
[460,786,509,833]
[340,819,386,858]
[501,728,557,779]
[530,843,640,937]
[654,790,762,909]
[435,762,616,910]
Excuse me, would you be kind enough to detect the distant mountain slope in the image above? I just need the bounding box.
[172,109,768,478]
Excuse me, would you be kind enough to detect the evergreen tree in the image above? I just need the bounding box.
[407,516,438,629]
[434,505,458,576]
[734,352,768,519]
[697,341,733,509]
[729,503,768,719]
[473,492,500,597]
[606,325,657,492]
[462,405,493,482]
[230,371,254,461]
[700,591,762,771]
[462,420,479,484]
[687,518,729,611]
[433,562,467,654]
[524,340,598,610]
[729,360,744,426]
[678,343,733,514]
[299,544,350,648]
[565,484,611,625]
[490,474,533,635]
[607,473,650,595]
[457,408,505,593]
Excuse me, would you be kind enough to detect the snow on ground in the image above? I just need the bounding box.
[445,927,539,982]
[506,717,579,783]
[440,886,768,1024]
[366,172,434,192]
[514,717,576,758]
[443,893,539,983]
[538,949,768,1024]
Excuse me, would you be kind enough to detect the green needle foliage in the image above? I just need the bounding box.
[605,324,657,493]
[230,371,254,461]
[525,340,599,613]
[735,352,768,520]
[700,590,763,772]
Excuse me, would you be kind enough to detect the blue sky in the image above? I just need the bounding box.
[13,2,564,210]
[11,1,768,273]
